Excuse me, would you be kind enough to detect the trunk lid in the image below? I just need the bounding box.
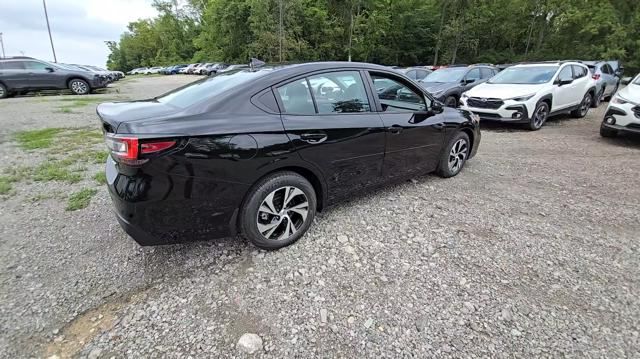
[97,100,181,134]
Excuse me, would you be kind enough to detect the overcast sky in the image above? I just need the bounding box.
[0,0,157,67]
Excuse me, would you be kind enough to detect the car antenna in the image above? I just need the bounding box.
[249,58,265,71]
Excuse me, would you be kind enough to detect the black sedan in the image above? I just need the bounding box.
[97,62,481,250]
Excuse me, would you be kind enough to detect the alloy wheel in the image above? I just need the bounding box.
[256,186,309,241]
[580,94,591,116]
[533,104,548,128]
[0,86,5,98]
[448,139,468,173]
[71,81,88,94]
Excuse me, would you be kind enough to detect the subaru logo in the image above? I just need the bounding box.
[481,98,488,102]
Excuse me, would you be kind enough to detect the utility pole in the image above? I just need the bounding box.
[279,0,283,63]
[0,33,5,58]
[43,0,57,62]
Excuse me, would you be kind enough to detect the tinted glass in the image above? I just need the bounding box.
[423,67,468,82]
[602,64,612,75]
[480,67,494,79]
[572,65,586,79]
[24,61,51,70]
[157,69,269,109]
[489,66,559,84]
[277,79,315,115]
[307,71,370,113]
[371,73,427,112]
[416,70,429,80]
[405,70,417,79]
[558,66,573,81]
[1,61,25,70]
[466,68,481,81]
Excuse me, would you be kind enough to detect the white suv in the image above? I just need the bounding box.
[600,73,640,138]
[460,62,597,130]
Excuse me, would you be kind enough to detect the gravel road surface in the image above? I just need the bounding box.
[0,75,638,358]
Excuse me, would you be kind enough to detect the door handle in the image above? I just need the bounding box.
[432,123,445,130]
[300,133,327,144]
[387,125,403,134]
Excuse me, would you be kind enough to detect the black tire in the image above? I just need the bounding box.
[600,124,617,138]
[527,101,549,131]
[604,82,619,102]
[0,82,8,99]
[571,92,592,118]
[68,78,90,95]
[436,131,470,178]
[240,171,317,250]
[592,88,604,108]
[444,96,458,108]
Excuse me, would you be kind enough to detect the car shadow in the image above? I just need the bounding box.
[599,133,640,149]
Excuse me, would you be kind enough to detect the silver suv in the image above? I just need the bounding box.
[584,61,623,106]
[0,56,107,98]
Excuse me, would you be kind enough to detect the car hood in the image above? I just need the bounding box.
[465,83,548,99]
[420,82,456,94]
[617,83,640,103]
[97,100,182,133]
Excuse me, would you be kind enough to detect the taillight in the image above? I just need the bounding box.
[105,134,176,165]
[592,74,600,80]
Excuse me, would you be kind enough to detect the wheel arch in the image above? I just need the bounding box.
[538,93,553,109]
[459,125,476,156]
[66,76,91,89]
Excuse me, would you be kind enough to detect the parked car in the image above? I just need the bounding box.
[0,56,107,98]
[460,61,597,130]
[420,64,499,107]
[69,64,115,83]
[203,63,228,75]
[583,61,623,107]
[97,62,481,249]
[400,67,433,82]
[144,67,163,75]
[185,63,202,74]
[218,64,249,73]
[128,67,147,75]
[600,72,640,138]
[162,64,187,75]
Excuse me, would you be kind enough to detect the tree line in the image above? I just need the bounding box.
[106,0,640,74]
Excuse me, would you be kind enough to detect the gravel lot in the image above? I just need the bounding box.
[1,75,639,358]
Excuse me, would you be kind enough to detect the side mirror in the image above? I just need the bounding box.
[431,100,444,114]
[45,67,55,72]
[556,78,572,86]
[621,77,631,85]
[463,78,476,85]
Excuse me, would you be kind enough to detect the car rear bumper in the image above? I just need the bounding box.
[105,156,242,246]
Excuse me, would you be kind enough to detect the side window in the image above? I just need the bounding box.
[2,61,25,70]
[602,64,612,75]
[276,79,316,115]
[571,65,586,79]
[480,68,493,79]
[370,73,428,112]
[466,68,481,82]
[557,66,573,82]
[307,71,370,113]
[24,61,50,70]
[416,70,429,80]
[405,70,417,80]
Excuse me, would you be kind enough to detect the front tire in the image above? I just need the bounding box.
[240,172,317,250]
[592,88,604,108]
[571,92,592,118]
[527,101,549,131]
[68,79,90,95]
[437,131,470,178]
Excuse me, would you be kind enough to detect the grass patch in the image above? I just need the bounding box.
[93,171,107,185]
[57,107,74,114]
[69,150,109,164]
[33,162,82,183]
[66,188,97,211]
[0,177,13,195]
[15,128,64,150]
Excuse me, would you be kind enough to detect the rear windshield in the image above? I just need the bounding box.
[156,69,269,108]
[488,66,559,84]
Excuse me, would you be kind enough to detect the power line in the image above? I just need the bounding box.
[0,33,5,58]
[43,0,57,62]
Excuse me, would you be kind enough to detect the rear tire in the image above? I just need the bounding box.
[571,92,592,118]
[68,79,90,95]
[444,96,458,108]
[0,83,8,99]
[600,124,617,138]
[437,131,470,178]
[240,171,317,250]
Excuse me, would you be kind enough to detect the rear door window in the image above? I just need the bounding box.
[307,71,370,113]
[1,61,25,70]
[276,79,316,115]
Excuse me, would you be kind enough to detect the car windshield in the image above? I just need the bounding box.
[423,68,468,83]
[156,69,269,108]
[633,75,640,85]
[489,66,558,84]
